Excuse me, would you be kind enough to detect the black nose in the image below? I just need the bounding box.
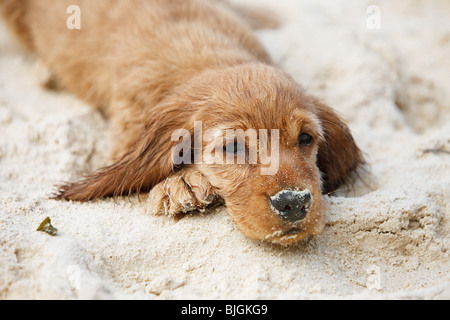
[270,190,313,223]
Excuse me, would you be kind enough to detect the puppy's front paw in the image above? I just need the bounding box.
[147,169,219,217]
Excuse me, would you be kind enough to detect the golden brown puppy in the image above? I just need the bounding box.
[0,0,364,244]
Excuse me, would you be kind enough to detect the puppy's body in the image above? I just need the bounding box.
[1,0,364,244]
[2,0,270,153]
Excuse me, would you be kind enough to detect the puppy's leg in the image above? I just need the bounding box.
[109,103,148,160]
[148,168,220,217]
[0,0,34,50]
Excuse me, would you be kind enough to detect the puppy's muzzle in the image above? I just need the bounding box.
[270,189,313,223]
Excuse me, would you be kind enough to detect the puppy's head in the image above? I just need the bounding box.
[56,64,363,245]
[170,64,364,244]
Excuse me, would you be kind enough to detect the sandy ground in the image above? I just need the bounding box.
[0,0,449,300]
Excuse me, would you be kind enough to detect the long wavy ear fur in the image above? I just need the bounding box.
[313,100,365,194]
[53,104,193,202]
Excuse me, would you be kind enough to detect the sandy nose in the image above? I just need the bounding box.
[270,189,313,223]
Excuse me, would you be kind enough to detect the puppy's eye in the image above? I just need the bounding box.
[224,141,245,155]
[298,133,313,146]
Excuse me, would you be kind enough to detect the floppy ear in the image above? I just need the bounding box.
[313,100,365,194]
[53,104,194,202]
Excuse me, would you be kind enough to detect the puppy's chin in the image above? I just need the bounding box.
[265,217,326,245]
[226,197,326,246]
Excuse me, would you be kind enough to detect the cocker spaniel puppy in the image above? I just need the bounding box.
[1,0,364,244]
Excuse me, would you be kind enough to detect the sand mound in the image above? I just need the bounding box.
[0,0,449,299]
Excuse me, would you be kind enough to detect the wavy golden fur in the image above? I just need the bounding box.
[1,0,364,244]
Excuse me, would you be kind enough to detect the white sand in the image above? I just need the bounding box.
[0,0,449,300]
